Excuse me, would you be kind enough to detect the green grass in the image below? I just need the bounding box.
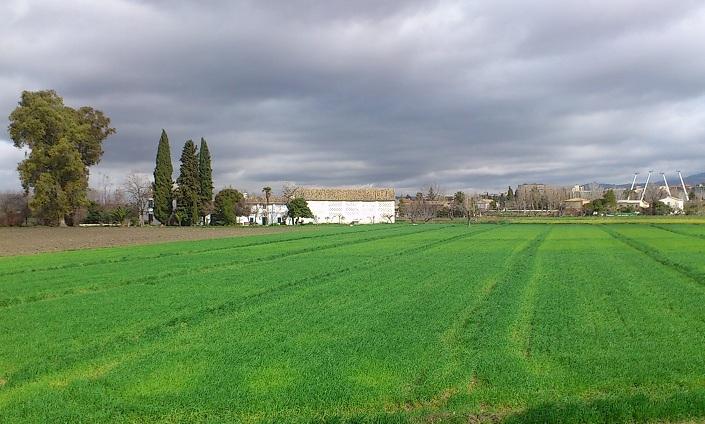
[432,215,705,224]
[1,223,705,423]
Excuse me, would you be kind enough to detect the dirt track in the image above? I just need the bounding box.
[0,226,308,256]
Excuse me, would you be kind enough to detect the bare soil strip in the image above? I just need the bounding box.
[0,226,309,257]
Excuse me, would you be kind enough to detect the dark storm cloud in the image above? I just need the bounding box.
[2,0,705,194]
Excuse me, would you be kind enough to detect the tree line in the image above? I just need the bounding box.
[152,130,213,226]
[2,89,314,227]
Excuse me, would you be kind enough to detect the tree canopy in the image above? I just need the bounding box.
[8,90,115,225]
[153,130,173,224]
[214,188,244,225]
[198,138,214,221]
[286,197,313,224]
[176,140,200,225]
[603,189,617,210]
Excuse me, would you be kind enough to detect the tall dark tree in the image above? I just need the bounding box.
[198,137,214,222]
[507,186,514,200]
[176,140,200,225]
[8,90,115,225]
[152,130,173,225]
[452,191,465,219]
[603,189,617,211]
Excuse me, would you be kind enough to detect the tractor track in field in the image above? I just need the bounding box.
[2,225,503,390]
[0,225,398,278]
[0,225,451,309]
[453,227,550,354]
[649,224,705,240]
[512,251,546,360]
[599,225,705,288]
[419,227,550,408]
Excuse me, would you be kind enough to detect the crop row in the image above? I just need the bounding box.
[0,225,497,396]
[0,225,395,276]
[0,225,439,307]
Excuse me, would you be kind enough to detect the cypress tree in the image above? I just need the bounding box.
[152,129,173,225]
[176,139,200,225]
[198,137,214,222]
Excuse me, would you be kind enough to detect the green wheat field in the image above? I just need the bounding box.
[1,223,705,423]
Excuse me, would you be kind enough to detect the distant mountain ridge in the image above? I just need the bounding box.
[586,172,705,189]
[683,172,705,185]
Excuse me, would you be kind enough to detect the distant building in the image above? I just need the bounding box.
[617,199,649,209]
[517,183,547,195]
[297,187,396,224]
[659,196,684,211]
[476,198,494,211]
[237,187,396,225]
[564,197,590,210]
[571,183,605,201]
[239,194,288,225]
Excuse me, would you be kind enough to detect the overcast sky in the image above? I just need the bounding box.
[2,0,705,195]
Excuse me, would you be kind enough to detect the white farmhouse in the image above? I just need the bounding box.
[297,187,395,224]
[238,194,289,225]
[659,195,684,211]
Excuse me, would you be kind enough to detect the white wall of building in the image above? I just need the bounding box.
[659,196,684,211]
[306,200,395,224]
[238,203,289,225]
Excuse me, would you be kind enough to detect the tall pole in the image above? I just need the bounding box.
[640,171,652,202]
[629,172,639,200]
[678,171,690,201]
[662,172,671,197]
[630,173,639,191]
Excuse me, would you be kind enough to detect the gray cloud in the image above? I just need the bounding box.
[1,0,705,195]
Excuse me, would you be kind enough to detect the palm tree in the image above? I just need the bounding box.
[262,186,272,225]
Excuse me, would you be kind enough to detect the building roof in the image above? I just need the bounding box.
[565,197,590,202]
[477,198,494,204]
[244,194,288,205]
[298,187,395,201]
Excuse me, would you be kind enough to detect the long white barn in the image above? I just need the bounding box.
[297,187,395,224]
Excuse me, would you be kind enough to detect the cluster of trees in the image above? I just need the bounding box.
[152,131,213,226]
[399,185,480,224]
[582,188,676,216]
[401,184,570,220]
[152,135,313,226]
[583,190,618,215]
[84,201,131,226]
[510,185,572,210]
[0,192,31,226]
[4,90,218,227]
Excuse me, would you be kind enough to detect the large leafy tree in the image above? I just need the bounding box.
[8,90,115,225]
[176,140,200,225]
[198,137,214,222]
[152,130,173,225]
[213,188,244,225]
[286,197,313,224]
